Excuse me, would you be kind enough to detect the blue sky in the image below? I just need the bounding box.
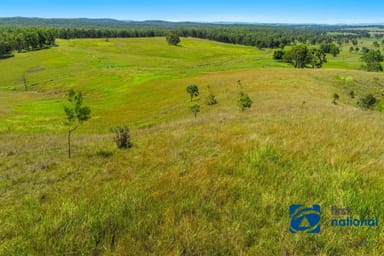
[1,0,384,24]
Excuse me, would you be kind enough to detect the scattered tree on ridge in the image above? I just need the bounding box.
[166,33,180,46]
[190,104,200,118]
[64,89,91,158]
[186,84,199,102]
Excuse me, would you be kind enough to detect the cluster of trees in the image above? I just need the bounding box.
[274,45,327,68]
[320,43,340,57]
[361,49,384,72]
[0,28,56,57]
[273,40,384,72]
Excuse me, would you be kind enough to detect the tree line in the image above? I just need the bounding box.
[0,23,373,58]
[0,28,56,57]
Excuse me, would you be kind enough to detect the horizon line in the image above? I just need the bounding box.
[1,16,384,26]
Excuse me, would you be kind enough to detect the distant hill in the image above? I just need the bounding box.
[0,17,218,28]
[2,17,384,29]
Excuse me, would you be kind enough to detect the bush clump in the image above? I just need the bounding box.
[111,126,133,149]
[206,93,217,105]
[238,92,253,111]
[358,94,377,110]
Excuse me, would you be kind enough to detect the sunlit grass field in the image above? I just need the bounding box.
[0,37,384,255]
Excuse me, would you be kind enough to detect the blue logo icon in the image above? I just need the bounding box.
[290,204,320,234]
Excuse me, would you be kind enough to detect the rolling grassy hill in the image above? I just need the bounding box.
[0,37,384,255]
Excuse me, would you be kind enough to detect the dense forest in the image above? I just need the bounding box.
[0,17,380,58]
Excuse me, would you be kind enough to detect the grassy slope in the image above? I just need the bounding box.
[0,38,284,133]
[0,37,384,255]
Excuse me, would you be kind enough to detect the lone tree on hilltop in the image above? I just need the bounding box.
[186,84,199,102]
[64,89,91,158]
[166,33,180,46]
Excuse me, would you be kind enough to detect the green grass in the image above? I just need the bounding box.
[0,37,287,132]
[1,37,384,255]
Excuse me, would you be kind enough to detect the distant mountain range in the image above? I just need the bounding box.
[0,17,383,28]
[0,17,226,28]
[0,17,165,28]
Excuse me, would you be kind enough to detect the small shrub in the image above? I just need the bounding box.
[206,93,217,105]
[238,92,253,111]
[349,90,355,99]
[237,80,242,88]
[111,126,133,149]
[358,94,377,110]
[332,93,339,104]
